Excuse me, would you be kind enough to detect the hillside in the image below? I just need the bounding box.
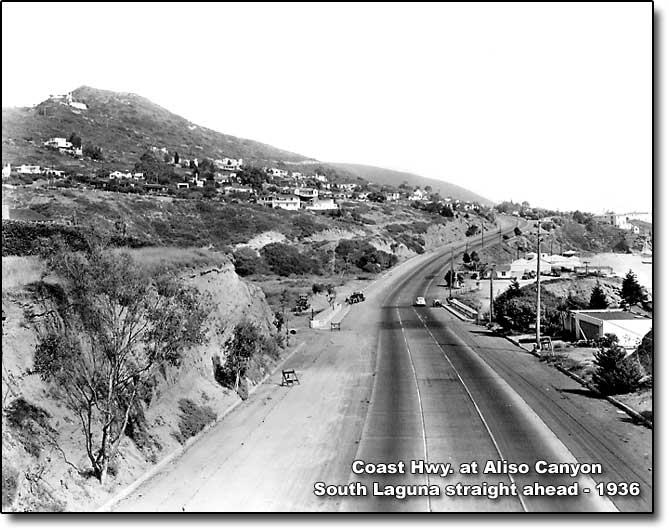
[2,86,315,171]
[3,86,489,202]
[2,251,280,511]
[330,162,493,205]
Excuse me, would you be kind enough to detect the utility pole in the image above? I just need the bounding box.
[489,264,495,326]
[481,222,484,251]
[449,248,454,299]
[535,222,542,350]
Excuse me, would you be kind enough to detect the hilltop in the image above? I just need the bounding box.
[329,162,492,205]
[2,86,489,202]
[2,86,313,170]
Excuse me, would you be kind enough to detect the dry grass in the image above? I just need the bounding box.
[2,248,228,293]
[2,256,46,292]
[115,247,229,274]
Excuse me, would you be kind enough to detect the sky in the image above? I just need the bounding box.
[1,2,653,214]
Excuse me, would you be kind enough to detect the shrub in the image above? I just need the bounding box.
[635,330,653,377]
[592,338,643,395]
[216,320,264,395]
[2,462,19,510]
[395,234,425,254]
[291,214,326,239]
[173,398,217,444]
[5,397,53,457]
[261,243,318,276]
[232,247,268,276]
[335,239,398,273]
[261,334,282,361]
[465,225,479,237]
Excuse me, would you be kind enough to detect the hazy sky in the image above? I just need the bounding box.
[2,2,652,213]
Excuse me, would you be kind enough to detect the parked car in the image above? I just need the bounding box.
[432,299,442,307]
[414,297,426,306]
[346,291,365,304]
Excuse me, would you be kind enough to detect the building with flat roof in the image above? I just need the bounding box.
[563,309,652,349]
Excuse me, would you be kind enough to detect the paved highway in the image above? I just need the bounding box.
[342,225,652,512]
[108,217,652,512]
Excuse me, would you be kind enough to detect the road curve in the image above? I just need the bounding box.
[107,217,651,512]
[342,229,651,512]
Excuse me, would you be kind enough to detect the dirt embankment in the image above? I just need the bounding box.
[1,257,278,512]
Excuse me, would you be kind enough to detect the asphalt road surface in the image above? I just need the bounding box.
[109,218,652,512]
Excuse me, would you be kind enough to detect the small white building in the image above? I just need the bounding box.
[109,171,132,180]
[594,212,652,230]
[2,164,10,178]
[44,137,72,149]
[258,195,301,211]
[294,187,318,202]
[482,264,513,279]
[215,158,243,171]
[65,92,87,110]
[509,256,552,277]
[385,192,400,201]
[338,183,358,192]
[563,309,652,350]
[409,189,429,201]
[16,165,41,174]
[43,168,65,177]
[177,182,190,189]
[305,198,338,211]
[267,167,288,178]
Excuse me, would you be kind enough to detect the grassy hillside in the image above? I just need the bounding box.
[3,187,494,277]
[2,86,314,173]
[330,162,493,205]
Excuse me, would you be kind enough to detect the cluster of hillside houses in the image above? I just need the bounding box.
[4,131,485,214]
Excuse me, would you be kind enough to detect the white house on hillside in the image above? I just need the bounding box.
[409,189,429,201]
[215,158,243,171]
[44,137,72,149]
[594,212,652,230]
[257,195,301,211]
[305,198,338,211]
[267,168,289,178]
[16,165,41,174]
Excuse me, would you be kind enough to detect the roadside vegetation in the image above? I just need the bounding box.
[31,245,211,483]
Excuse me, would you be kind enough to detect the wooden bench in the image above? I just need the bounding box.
[281,369,300,386]
[540,337,554,358]
[330,322,341,331]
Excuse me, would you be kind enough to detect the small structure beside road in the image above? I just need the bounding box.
[562,309,652,350]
